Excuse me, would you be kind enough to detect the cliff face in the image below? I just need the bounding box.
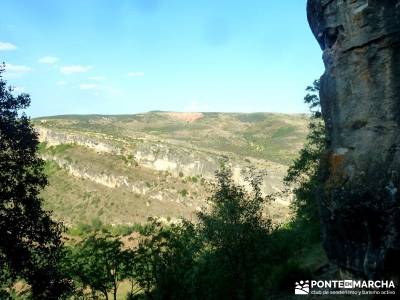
[37,126,286,192]
[307,1,400,278]
[37,127,218,179]
[34,113,304,226]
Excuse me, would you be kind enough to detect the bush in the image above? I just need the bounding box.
[179,189,188,197]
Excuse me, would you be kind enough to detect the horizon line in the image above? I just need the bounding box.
[32,110,310,119]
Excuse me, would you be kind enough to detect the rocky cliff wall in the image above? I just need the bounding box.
[36,126,286,196]
[37,127,221,179]
[38,127,122,155]
[307,0,400,278]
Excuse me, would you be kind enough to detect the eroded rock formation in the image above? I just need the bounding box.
[307,0,400,278]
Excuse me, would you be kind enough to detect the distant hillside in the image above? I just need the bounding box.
[33,112,309,226]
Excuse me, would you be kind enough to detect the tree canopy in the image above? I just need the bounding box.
[0,64,70,299]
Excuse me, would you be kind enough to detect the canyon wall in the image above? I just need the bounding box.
[38,127,228,179]
[307,0,400,278]
[36,127,286,198]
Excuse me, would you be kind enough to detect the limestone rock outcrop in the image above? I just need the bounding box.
[307,0,400,278]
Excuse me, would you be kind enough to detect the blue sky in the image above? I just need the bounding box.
[0,0,323,117]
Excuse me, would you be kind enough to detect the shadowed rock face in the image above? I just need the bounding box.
[307,0,400,278]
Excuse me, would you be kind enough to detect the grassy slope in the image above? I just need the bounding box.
[35,112,308,164]
[34,112,309,226]
[40,149,206,226]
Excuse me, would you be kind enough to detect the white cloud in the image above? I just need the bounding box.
[57,80,68,86]
[38,56,59,64]
[60,65,92,74]
[4,64,31,76]
[79,83,99,90]
[89,76,106,81]
[0,42,17,51]
[128,71,144,77]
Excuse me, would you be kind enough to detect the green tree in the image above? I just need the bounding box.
[133,219,202,299]
[121,249,143,300]
[130,164,287,299]
[0,64,71,298]
[64,234,128,300]
[284,79,325,237]
[196,164,274,299]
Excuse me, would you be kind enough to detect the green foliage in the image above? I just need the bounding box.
[263,224,321,294]
[0,64,71,299]
[284,79,325,235]
[91,217,104,231]
[67,221,150,237]
[128,164,282,299]
[48,143,74,154]
[63,234,132,300]
[60,146,328,299]
[303,80,321,118]
[179,189,188,197]
[1,62,326,300]
[132,220,202,299]
[255,79,328,295]
[37,141,48,153]
[112,164,286,299]
[196,164,275,299]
